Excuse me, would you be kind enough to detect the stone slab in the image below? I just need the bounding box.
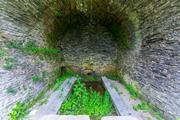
[102,76,135,116]
[101,116,139,120]
[30,115,90,120]
[30,77,77,117]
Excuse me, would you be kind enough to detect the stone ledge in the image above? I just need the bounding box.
[101,116,140,120]
[30,77,77,116]
[102,76,135,116]
[30,115,90,120]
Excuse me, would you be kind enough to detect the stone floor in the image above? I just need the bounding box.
[27,76,158,120]
[31,115,141,120]
[109,80,158,120]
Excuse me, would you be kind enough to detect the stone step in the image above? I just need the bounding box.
[102,76,136,116]
[101,116,140,120]
[30,115,90,120]
[30,77,77,118]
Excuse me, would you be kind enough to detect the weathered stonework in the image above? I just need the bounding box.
[0,0,179,120]
[117,1,180,119]
[0,1,59,120]
[60,24,117,73]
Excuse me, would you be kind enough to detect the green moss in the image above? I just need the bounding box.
[5,40,62,61]
[6,86,17,94]
[81,74,99,81]
[6,40,23,49]
[32,75,41,82]
[129,11,140,29]
[0,49,6,58]
[3,62,13,70]
[55,10,62,17]
[23,41,61,55]
[3,57,17,70]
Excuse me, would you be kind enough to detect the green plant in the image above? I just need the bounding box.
[0,49,6,57]
[3,62,13,70]
[42,70,47,79]
[126,84,139,99]
[9,87,48,120]
[133,101,164,120]
[32,75,41,82]
[55,10,62,17]
[6,41,23,49]
[6,86,17,94]
[54,68,76,90]
[153,111,164,120]
[9,102,27,120]
[3,57,17,70]
[133,102,149,112]
[5,40,61,61]
[59,77,113,119]
[23,41,60,55]
[81,74,99,81]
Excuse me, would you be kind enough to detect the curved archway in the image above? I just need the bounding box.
[0,0,179,119]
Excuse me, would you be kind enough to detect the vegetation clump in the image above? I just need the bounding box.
[105,71,139,99]
[0,49,6,58]
[9,102,27,120]
[54,68,76,90]
[3,57,17,70]
[9,69,75,120]
[5,40,62,61]
[59,77,113,120]
[6,86,17,94]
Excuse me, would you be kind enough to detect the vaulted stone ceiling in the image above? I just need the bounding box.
[0,0,179,119]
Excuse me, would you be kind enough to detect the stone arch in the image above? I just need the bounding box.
[0,0,179,119]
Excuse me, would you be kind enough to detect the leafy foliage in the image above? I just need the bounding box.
[9,102,27,120]
[5,40,62,61]
[23,41,61,55]
[32,75,41,82]
[59,77,113,119]
[6,41,23,49]
[0,49,6,58]
[3,57,17,70]
[54,68,76,90]
[9,88,48,120]
[133,102,149,112]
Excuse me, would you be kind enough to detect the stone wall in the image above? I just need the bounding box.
[118,0,180,119]
[60,24,117,74]
[0,0,179,120]
[0,1,59,119]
